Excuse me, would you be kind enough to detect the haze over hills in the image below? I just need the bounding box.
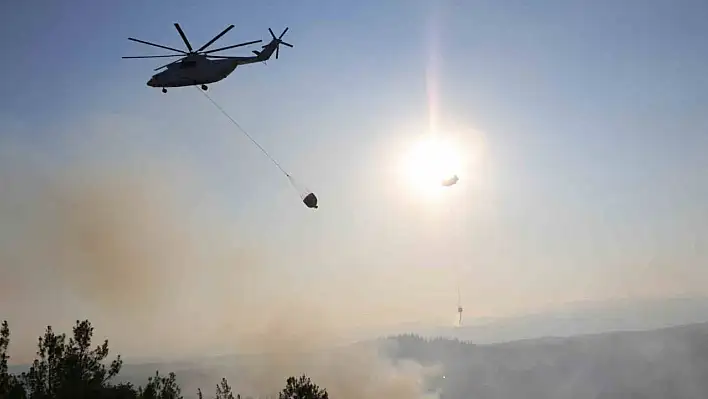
[392,296,708,344]
[7,297,708,398]
[89,320,708,398]
[388,321,708,399]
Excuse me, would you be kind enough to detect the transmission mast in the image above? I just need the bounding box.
[457,283,463,327]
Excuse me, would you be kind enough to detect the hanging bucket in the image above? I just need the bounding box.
[302,192,318,209]
[441,174,459,187]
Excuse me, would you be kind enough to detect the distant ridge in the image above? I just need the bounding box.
[381,296,708,344]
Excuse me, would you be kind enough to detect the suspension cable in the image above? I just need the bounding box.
[197,87,291,179]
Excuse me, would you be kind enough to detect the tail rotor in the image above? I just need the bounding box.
[266,27,293,59]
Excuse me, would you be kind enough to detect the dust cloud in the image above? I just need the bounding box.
[0,132,442,398]
[205,302,442,399]
[233,342,441,399]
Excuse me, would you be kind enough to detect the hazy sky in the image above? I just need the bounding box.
[1,0,708,361]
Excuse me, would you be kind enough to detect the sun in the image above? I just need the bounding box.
[400,135,461,198]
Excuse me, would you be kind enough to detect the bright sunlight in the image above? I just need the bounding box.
[400,135,462,199]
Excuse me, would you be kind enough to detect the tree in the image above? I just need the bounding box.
[214,377,235,399]
[0,320,16,397]
[1,321,10,394]
[1,321,28,399]
[19,320,124,399]
[278,375,328,399]
[138,371,182,399]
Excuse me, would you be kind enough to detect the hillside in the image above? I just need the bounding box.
[392,296,708,344]
[384,322,708,399]
[9,321,708,398]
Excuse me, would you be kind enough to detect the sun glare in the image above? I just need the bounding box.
[400,135,461,199]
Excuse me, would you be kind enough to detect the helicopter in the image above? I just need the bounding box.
[123,23,293,93]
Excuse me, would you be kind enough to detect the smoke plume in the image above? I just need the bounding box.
[0,130,441,398]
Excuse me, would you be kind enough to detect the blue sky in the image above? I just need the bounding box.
[1,0,708,359]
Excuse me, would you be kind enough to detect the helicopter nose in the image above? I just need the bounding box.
[147,77,156,87]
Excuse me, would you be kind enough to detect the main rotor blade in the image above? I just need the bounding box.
[174,23,193,52]
[197,24,235,52]
[128,37,188,54]
[200,39,262,54]
[122,54,184,59]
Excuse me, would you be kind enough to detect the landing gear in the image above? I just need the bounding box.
[161,88,167,94]
[201,84,208,91]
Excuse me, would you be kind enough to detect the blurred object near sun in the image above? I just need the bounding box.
[400,134,462,199]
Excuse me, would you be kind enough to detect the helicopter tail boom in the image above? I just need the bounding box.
[254,27,293,62]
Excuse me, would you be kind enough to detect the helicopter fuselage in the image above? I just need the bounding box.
[147,56,246,88]
[125,24,290,92]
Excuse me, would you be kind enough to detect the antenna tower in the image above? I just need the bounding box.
[457,284,463,327]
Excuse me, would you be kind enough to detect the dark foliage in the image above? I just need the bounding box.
[384,324,708,399]
[0,320,327,399]
[278,375,328,399]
